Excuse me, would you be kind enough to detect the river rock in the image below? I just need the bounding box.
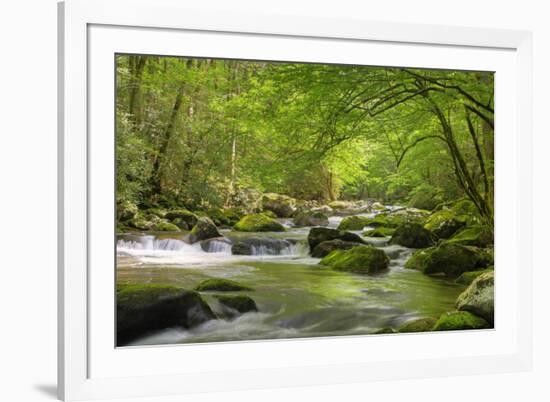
[311,239,365,258]
[405,243,479,276]
[424,209,465,239]
[320,245,389,274]
[165,209,198,229]
[189,217,221,243]
[261,193,296,218]
[215,295,258,314]
[433,311,490,331]
[195,278,253,292]
[446,225,494,248]
[398,317,437,333]
[231,238,292,255]
[337,215,372,231]
[116,284,215,345]
[456,271,494,325]
[293,210,329,227]
[153,220,181,232]
[307,227,365,251]
[455,267,494,285]
[363,227,396,237]
[233,213,286,232]
[389,222,434,248]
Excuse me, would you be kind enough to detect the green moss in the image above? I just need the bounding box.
[389,222,434,248]
[405,243,479,276]
[446,225,494,248]
[233,213,285,232]
[195,278,253,292]
[320,245,389,275]
[398,317,437,333]
[363,227,396,237]
[455,267,493,285]
[153,221,181,232]
[311,239,364,258]
[307,227,365,250]
[117,283,184,306]
[165,209,198,229]
[433,311,490,331]
[363,213,421,229]
[215,295,258,313]
[456,271,494,324]
[189,217,221,242]
[337,215,372,230]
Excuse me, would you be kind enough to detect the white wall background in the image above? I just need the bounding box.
[0,0,547,401]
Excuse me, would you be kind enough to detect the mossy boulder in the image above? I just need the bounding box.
[153,220,181,232]
[363,212,421,228]
[456,271,494,325]
[363,227,396,237]
[261,193,296,218]
[165,209,198,230]
[320,245,389,275]
[424,209,465,239]
[116,284,215,345]
[446,225,494,248]
[311,239,365,258]
[195,278,253,292]
[189,217,221,243]
[433,311,490,331]
[307,227,365,251]
[337,215,372,231]
[203,207,243,227]
[328,200,353,210]
[398,317,437,333]
[455,267,494,285]
[233,213,286,232]
[389,222,434,248]
[405,243,479,276]
[215,295,258,313]
[293,210,329,227]
[117,200,139,222]
[127,212,161,231]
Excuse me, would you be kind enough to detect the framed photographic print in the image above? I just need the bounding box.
[58,0,533,400]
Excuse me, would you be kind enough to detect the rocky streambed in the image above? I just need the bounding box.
[116,200,494,346]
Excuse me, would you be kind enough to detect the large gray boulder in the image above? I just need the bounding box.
[456,271,494,325]
[189,217,221,243]
[307,227,365,251]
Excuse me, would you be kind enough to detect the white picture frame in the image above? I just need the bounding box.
[58,0,533,400]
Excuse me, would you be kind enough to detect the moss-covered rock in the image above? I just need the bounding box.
[189,217,221,243]
[424,209,465,239]
[311,239,365,258]
[433,311,490,331]
[127,212,161,231]
[455,267,494,285]
[446,225,494,248]
[328,200,353,210]
[215,295,258,313]
[456,271,494,325]
[117,200,139,222]
[203,207,243,227]
[363,212,422,229]
[389,222,434,248]
[451,199,481,223]
[404,243,479,276]
[398,317,437,333]
[261,193,296,218]
[337,215,372,231]
[294,210,329,227]
[320,245,389,275]
[195,278,253,292]
[153,220,181,232]
[363,227,396,237]
[233,213,286,232]
[307,227,365,251]
[165,209,198,230]
[116,283,215,345]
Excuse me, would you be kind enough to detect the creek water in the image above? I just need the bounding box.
[117,214,465,346]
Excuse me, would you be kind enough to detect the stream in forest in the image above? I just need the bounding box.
[116,213,465,346]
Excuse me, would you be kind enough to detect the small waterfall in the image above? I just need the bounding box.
[117,236,188,251]
[206,239,233,253]
[248,240,308,257]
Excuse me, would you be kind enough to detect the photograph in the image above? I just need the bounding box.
[115,54,495,347]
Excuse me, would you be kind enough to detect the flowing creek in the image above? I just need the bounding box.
[117,214,465,346]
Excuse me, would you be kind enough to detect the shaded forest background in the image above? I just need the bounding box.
[116,55,494,222]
